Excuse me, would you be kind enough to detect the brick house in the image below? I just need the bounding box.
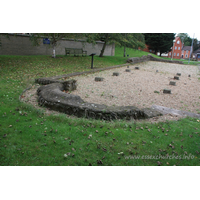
[181,46,192,59]
[167,37,183,59]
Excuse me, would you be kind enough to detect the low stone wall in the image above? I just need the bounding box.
[35,64,129,85]
[127,55,183,64]
[37,82,162,120]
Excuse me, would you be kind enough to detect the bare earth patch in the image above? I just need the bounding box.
[22,61,200,123]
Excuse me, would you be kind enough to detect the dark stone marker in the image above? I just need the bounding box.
[188,75,191,77]
[95,77,104,81]
[125,69,131,72]
[127,66,129,68]
[177,73,181,76]
[163,89,171,94]
[169,81,176,86]
[174,76,179,80]
[113,72,119,76]
[135,67,140,70]
[156,70,158,73]
[63,79,77,91]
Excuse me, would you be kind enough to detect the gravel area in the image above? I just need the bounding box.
[22,61,200,123]
[71,61,200,113]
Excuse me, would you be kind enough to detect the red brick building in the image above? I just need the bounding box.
[141,36,193,59]
[167,37,183,59]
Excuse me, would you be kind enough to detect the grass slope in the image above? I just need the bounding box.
[0,47,200,166]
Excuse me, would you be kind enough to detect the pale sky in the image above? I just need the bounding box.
[177,33,200,41]
[187,33,200,41]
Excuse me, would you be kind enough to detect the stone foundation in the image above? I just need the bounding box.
[35,55,185,120]
[37,82,162,121]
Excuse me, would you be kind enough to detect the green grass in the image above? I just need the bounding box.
[0,47,200,166]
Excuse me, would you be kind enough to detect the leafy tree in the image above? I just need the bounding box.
[144,33,175,56]
[193,38,200,51]
[183,37,192,46]
[177,33,192,46]
[177,33,189,43]
[96,33,145,57]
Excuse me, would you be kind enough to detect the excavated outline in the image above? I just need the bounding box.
[35,55,183,120]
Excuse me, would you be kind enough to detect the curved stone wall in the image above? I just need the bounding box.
[37,82,162,120]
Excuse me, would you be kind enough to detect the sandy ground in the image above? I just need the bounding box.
[22,61,200,123]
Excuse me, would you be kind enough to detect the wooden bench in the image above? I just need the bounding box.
[65,48,87,56]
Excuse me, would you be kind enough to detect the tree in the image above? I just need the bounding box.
[144,33,175,56]
[177,33,188,43]
[97,33,145,57]
[177,33,192,46]
[193,38,200,51]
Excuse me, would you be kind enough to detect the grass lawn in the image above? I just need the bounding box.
[0,47,200,166]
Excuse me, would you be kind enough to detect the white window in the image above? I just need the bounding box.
[169,52,171,56]
[175,46,177,50]
[174,53,176,56]
[177,53,179,56]
[186,50,188,53]
[185,54,188,58]
[178,47,180,50]
[177,41,180,44]
[182,50,184,53]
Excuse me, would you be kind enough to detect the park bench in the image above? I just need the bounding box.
[65,48,87,56]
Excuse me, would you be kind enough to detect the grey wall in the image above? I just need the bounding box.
[0,34,115,56]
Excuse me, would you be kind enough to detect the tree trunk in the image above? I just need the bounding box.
[124,46,126,57]
[99,33,109,57]
[52,44,56,58]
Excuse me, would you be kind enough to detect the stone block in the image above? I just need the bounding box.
[95,77,104,81]
[174,76,179,80]
[163,89,171,94]
[177,73,181,76]
[63,79,77,91]
[169,81,176,86]
[113,72,119,76]
[135,67,140,70]
[125,69,131,72]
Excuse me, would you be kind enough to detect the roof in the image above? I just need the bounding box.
[175,36,181,41]
[193,48,200,54]
[182,46,191,51]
